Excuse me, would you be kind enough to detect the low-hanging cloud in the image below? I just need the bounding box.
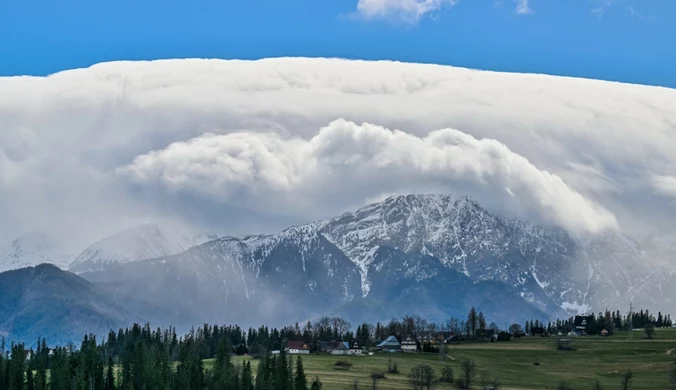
[1,57,675,249]
[120,119,618,236]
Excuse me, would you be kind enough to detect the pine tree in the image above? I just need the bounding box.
[105,356,116,390]
[9,344,26,390]
[294,356,308,390]
[478,312,487,333]
[241,361,254,390]
[467,308,478,339]
[276,350,289,390]
[26,369,34,390]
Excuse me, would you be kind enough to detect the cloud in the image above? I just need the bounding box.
[514,0,533,15]
[1,57,675,248]
[120,119,618,236]
[653,176,676,198]
[354,0,458,22]
[591,0,614,18]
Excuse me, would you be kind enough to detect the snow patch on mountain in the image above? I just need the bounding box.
[69,224,216,273]
[0,232,75,273]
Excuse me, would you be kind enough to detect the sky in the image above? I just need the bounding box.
[1,0,675,87]
[0,0,675,257]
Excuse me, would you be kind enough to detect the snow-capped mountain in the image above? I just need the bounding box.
[69,223,217,273]
[82,193,664,327]
[6,193,673,344]
[316,194,653,315]
[0,232,75,273]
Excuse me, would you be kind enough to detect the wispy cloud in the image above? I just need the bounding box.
[514,0,533,15]
[591,0,615,18]
[353,0,459,23]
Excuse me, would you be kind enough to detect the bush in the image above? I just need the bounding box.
[440,365,454,383]
[370,371,386,380]
[310,376,323,390]
[334,360,353,368]
[408,364,435,390]
[387,357,399,374]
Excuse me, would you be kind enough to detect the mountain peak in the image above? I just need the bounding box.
[68,223,214,273]
[0,232,74,273]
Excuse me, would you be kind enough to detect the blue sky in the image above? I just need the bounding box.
[1,0,675,87]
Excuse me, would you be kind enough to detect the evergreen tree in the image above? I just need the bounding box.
[478,312,486,333]
[467,308,478,339]
[294,356,308,390]
[105,356,116,390]
[26,369,34,390]
[241,361,254,390]
[8,344,26,390]
[276,350,290,390]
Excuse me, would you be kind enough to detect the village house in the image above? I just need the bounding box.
[330,341,350,355]
[349,342,363,355]
[401,335,418,353]
[376,335,401,352]
[574,315,594,335]
[285,341,310,355]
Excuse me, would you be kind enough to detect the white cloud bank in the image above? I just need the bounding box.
[119,119,617,236]
[1,57,675,247]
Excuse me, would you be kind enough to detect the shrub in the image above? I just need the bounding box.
[334,360,353,368]
[440,365,454,383]
[387,357,399,374]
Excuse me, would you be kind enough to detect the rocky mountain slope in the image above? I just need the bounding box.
[82,193,659,327]
[0,264,155,346]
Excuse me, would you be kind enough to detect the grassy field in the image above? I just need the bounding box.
[207,328,676,389]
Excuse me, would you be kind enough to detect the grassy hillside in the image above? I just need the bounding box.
[207,329,676,389]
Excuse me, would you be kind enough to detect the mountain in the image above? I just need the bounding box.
[4,194,673,345]
[85,194,638,328]
[0,232,75,273]
[69,223,217,273]
[0,264,143,346]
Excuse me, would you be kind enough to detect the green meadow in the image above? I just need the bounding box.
[206,329,676,389]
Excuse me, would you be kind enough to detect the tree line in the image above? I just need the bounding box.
[0,305,672,389]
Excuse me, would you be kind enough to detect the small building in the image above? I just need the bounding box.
[574,315,594,335]
[330,342,350,355]
[348,342,363,355]
[401,335,417,353]
[376,335,401,352]
[600,329,609,336]
[285,341,310,355]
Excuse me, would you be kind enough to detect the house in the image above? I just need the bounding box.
[285,341,310,355]
[401,335,418,353]
[330,342,350,355]
[574,315,594,335]
[348,342,363,355]
[376,336,401,352]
